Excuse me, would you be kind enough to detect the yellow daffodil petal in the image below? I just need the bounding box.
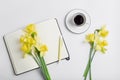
[30,39,36,45]
[101,40,108,47]
[86,33,95,43]
[21,44,30,53]
[95,45,101,51]
[39,44,48,57]
[27,37,36,45]
[95,40,108,53]
[25,24,36,33]
[99,25,109,38]
[20,34,29,43]
[97,40,108,47]
[40,44,48,53]
[20,35,25,43]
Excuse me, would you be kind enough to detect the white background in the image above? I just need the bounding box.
[0,0,120,80]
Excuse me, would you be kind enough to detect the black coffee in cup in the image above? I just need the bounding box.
[73,14,85,26]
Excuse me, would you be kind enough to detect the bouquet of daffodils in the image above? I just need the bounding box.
[20,24,51,80]
[83,25,109,80]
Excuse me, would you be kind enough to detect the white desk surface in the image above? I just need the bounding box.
[0,0,120,80]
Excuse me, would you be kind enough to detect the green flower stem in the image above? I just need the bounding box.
[42,57,51,80]
[32,54,47,80]
[83,44,94,80]
[39,56,51,80]
[89,48,92,80]
[37,55,51,80]
[32,51,51,80]
[83,49,96,80]
[34,47,51,80]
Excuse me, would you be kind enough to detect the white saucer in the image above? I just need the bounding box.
[65,9,91,34]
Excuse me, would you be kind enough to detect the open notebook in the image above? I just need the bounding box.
[4,18,70,75]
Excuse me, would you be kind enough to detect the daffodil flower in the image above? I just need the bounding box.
[21,44,31,58]
[86,33,95,43]
[98,25,109,38]
[83,25,109,80]
[25,24,36,34]
[20,23,51,80]
[95,40,108,53]
[39,44,48,57]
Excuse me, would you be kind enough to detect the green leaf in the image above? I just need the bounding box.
[31,32,37,38]
[34,47,40,53]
